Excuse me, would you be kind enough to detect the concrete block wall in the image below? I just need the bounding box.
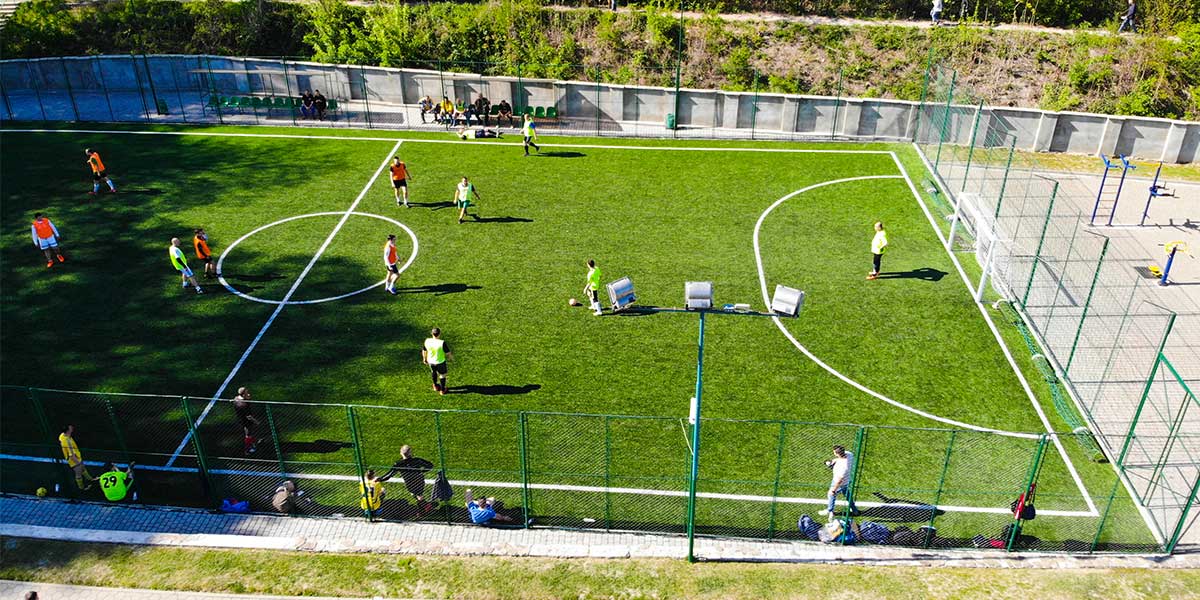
[3,55,1199,164]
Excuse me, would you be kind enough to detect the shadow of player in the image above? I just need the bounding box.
[393,283,481,296]
[873,267,948,282]
[445,384,542,396]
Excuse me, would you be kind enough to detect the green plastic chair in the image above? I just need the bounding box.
[156,99,170,116]
[237,97,252,109]
[251,97,264,108]
[546,106,558,119]
[327,98,338,111]
[534,106,546,118]
[207,95,220,108]
[274,97,289,108]
[522,106,534,117]
[220,96,236,109]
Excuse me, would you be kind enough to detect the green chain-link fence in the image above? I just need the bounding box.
[914,59,1199,553]
[0,386,1173,555]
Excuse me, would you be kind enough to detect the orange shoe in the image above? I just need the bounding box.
[56,254,66,263]
[46,261,54,268]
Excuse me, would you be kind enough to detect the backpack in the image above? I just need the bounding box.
[817,520,844,543]
[858,520,890,544]
[1011,483,1037,521]
[797,515,822,540]
[221,498,250,513]
[430,469,453,503]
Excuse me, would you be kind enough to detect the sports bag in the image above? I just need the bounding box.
[431,469,453,503]
[797,514,822,540]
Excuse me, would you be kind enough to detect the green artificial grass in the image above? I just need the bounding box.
[0,125,1157,551]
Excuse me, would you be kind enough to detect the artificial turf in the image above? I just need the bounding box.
[0,124,1156,550]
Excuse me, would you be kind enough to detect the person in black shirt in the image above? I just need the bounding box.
[233,387,261,455]
[497,100,516,127]
[379,445,436,513]
[313,90,327,121]
[300,91,314,120]
[474,96,491,126]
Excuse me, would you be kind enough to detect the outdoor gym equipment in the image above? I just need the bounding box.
[1140,161,1176,226]
[1157,241,1192,287]
[1090,154,1135,226]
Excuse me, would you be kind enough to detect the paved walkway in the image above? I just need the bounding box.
[1,496,1197,568]
[0,580,402,600]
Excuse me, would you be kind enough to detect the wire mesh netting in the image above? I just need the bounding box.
[0,386,1172,554]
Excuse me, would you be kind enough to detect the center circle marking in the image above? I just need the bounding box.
[216,211,418,305]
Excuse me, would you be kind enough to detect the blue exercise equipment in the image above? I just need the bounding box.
[1090,154,1135,226]
[1158,242,1191,287]
[1140,161,1175,226]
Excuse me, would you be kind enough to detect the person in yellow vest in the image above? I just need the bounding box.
[31,213,66,269]
[170,237,204,294]
[584,259,603,316]
[85,148,117,195]
[522,114,540,156]
[98,462,136,502]
[422,327,453,395]
[867,221,888,280]
[360,469,385,515]
[59,424,94,490]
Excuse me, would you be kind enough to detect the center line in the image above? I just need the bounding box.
[165,139,403,467]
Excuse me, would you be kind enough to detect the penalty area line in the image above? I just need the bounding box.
[164,139,404,467]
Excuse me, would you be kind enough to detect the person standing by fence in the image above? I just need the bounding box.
[820,444,858,517]
[59,424,94,491]
[379,444,435,513]
[233,387,261,455]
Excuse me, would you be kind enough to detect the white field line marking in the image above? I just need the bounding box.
[164,139,404,467]
[893,149,1098,516]
[217,211,419,305]
[1,128,892,154]
[0,454,1095,517]
[753,175,1041,439]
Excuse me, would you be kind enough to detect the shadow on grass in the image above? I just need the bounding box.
[534,151,586,158]
[465,216,533,224]
[393,283,481,296]
[873,267,948,282]
[445,384,541,396]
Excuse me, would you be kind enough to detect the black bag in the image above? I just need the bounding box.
[1011,483,1037,521]
[430,469,453,503]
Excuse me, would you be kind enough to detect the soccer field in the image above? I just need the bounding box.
[0,124,1156,551]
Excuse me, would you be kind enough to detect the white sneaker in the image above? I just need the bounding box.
[818,509,829,516]
[196,287,204,294]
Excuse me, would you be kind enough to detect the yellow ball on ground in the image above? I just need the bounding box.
[36,487,48,497]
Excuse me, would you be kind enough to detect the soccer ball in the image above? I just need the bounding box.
[36,487,47,497]
[568,297,580,307]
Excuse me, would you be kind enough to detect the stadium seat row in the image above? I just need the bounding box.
[503,106,558,119]
[206,95,339,112]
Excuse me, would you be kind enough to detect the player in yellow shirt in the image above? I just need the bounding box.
[59,424,95,491]
[85,148,117,196]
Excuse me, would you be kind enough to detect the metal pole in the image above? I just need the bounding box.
[518,413,532,528]
[766,421,787,540]
[1141,162,1164,226]
[141,54,162,117]
[1007,435,1048,551]
[1091,156,1112,225]
[1167,469,1200,553]
[912,48,934,142]
[841,426,866,545]
[673,0,684,139]
[1116,313,1175,467]
[995,136,1017,219]
[360,65,373,129]
[204,56,224,125]
[1143,357,1193,505]
[1160,246,1179,286]
[128,55,152,122]
[102,397,133,465]
[1108,156,1135,226]
[685,310,706,563]
[434,412,451,525]
[0,66,14,121]
[59,58,80,121]
[1021,181,1058,308]
[750,69,760,141]
[1089,478,1122,552]
[1066,238,1110,373]
[93,56,115,121]
[961,102,984,192]
[604,415,612,531]
[166,57,189,123]
[27,62,47,121]
[346,405,373,521]
[831,69,843,141]
[925,430,957,547]
[265,404,288,478]
[933,70,957,171]
[281,60,296,126]
[180,396,216,505]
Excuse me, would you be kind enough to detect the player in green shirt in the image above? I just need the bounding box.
[584,259,604,316]
[98,462,135,502]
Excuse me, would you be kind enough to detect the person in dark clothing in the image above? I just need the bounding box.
[1118,0,1137,33]
[496,100,515,127]
[474,96,492,126]
[313,90,328,120]
[233,387,260,455]
[300,91,314,119]
[379,445,435,513]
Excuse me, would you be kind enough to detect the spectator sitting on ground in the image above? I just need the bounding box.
[313,90,328,120]
[456,127,502,140]
[464,488,514,524]
[272,480,303,514]
[474,95,491,126]
[496,100,514,127]
[419,95,434,123]
[98,462,135,502]
[300,91,314,119]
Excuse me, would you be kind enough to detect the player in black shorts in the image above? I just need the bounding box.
[389,157,412,208]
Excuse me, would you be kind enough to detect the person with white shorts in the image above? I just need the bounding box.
[169,237,203,294]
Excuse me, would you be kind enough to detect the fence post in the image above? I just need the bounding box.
[603,415,613,531]
[179,396,216,506]
[841,426,867,545]
[594,69,602,137]
[346,405,373,522]
[93,56,115,121]
[933,70,957,171]
[912,49,934,142]
[1021,181,1059,308]
[359,65,372,129]
[281,60,296,126]
[264,404,287,478]
[831,68,843,141]
[1167,470,1200,553]
[766,421,787,540]
[58,58,80,121]
[204,56,224,125]
[27,387,75,498]
[518,412,532,528]
[128,55,152,122]
[165,57,189,123]
[750,68,760,141]
[434,411,451,525]
[1006,434,1048,551]
[1089,477,1122,552]
[994,136,1017,219]
[0,68,13,121]
[1066,238,1110,373]
[141,54,162,119]
[26,62,47,121]
[960,102,984,192]
[1116,322,1172,468]
[925,430,957,546]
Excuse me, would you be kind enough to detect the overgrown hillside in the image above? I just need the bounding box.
[3,0,1198,119]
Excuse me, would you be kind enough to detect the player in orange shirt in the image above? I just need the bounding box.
[193,228,216,279]
[85,148,117,195]
[384,234,401,294]
[389,156,412,208]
